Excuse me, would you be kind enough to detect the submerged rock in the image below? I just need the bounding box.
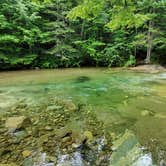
[22,150,32,158]
[45,126,53,131]
[109,130,154,166]
[0,164,17,166]
[22,157,33,166]
[75,76,90,83]
[83,131,93,142]
[46,105,63,112]
[141,110,150,116]
[13,130,28,143]
[5,116,31,130]
[141,110,154,117]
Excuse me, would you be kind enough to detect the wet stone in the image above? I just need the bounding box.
[62,136,72,143]
[22,150,32,158]
[22,157,33,166]
[84,131,93,142]
[46,105,63,112]
[5,116,31,131]
[45,126,53,131]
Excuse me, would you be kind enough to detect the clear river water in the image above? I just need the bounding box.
[0,68,166,165]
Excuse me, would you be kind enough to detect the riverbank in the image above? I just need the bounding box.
[1,64,165,75]
[129,65,166,73]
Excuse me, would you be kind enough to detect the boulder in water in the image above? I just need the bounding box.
[109,130,153,166]
[5,116,31,130]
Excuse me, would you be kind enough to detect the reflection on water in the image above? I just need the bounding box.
[0,68,166,165]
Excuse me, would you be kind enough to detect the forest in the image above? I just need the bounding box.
[1,1,166,165]
[0,0,166,70]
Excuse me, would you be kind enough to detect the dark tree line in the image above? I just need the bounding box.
[0,0,166,69]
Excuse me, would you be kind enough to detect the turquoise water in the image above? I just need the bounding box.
[0,68,166,164]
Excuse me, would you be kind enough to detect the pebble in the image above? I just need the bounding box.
[45,126,53,131]
[22,150,32,158]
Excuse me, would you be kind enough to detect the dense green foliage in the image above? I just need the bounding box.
[0,0,165,69]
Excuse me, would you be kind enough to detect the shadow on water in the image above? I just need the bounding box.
[75,76,91,83]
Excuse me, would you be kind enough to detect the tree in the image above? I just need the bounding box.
[0,0,41,69]
[67,0,137,66]
[0,0,165,69]
[37,0,79,68]
[107,0,166,64]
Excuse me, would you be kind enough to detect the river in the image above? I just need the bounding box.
[0,68,166,165]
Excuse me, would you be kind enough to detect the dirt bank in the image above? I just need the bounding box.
[129,65,166,73]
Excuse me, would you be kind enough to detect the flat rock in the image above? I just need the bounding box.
[5,116,31,130]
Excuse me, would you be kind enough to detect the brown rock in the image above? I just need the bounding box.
[22,150,32,158]
[5,116,31,130]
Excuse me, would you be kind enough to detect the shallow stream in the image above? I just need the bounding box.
[0,68,166,165]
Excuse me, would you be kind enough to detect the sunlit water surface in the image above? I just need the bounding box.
[0,68,166,165]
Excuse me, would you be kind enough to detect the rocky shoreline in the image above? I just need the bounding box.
[0,98,113,166]
[0,97,157,166]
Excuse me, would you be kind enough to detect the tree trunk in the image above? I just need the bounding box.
[145,12,154,64]
[81,20,85,39]
[134,27,137,57]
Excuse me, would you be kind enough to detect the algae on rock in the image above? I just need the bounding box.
[109,130,154,166]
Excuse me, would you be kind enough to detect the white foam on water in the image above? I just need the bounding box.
[158,73,166,79]
[133,153,153,166]
[97,136,105,152]
[33,153,54,166]
[57,152,84,166]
